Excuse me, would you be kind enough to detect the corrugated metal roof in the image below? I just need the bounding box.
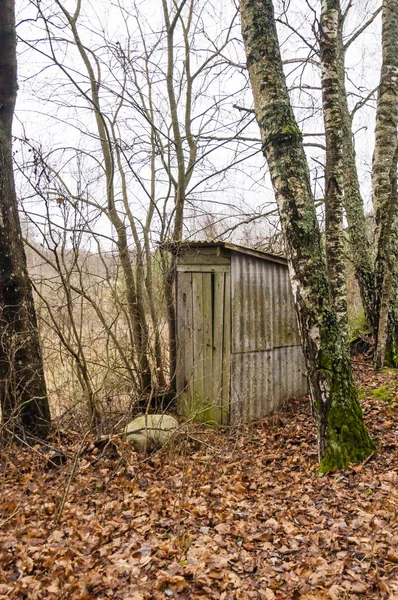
[161,240,287,266]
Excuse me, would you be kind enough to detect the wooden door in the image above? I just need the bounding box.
[176,267,230,424]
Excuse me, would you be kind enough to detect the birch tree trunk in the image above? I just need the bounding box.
[0,0,51,439]
[319,0,348,336]
[335,10,375,329]
[372,0,398,370]
[240,0,374,472]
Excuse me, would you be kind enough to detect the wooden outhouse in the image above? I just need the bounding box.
[166,242,307,425]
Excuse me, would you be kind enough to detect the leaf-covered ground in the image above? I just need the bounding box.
[1,360,397,600]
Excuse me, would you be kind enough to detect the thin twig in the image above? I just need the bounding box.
[0,504,23,529]
[55,430,90,525]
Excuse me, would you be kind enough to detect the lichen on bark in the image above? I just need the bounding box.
[372,0,398,370]
[336,12,375,329]
[320,0,349,337]
[317,339,375,473]
[240,0,374,471]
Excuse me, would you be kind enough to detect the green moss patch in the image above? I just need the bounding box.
[370,384,397,406]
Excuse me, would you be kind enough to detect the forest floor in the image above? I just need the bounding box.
[0,358,397,600]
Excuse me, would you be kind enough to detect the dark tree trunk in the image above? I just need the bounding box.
[240,0,374,472]
[0,0,51,439]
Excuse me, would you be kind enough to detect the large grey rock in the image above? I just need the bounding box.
[125,414,179,453]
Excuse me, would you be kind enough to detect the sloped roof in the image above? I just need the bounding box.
[161,240,287,266]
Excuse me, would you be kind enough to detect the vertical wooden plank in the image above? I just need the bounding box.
[202,273,214,421]
[185,274,194,411]
[212,272,225,424]
[176,272,194,416]
[176,272,184,396]
[192,273,204,415]
[221,271,231,424]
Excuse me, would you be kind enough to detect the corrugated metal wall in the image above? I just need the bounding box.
[230,253,307,424]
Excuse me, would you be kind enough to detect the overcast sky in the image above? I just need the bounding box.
[14,0,382,249]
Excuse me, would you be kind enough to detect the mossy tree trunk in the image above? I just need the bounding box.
[386,272,398,366]
[331,0,398,367]
[240,0,374,472]
[335,8,375,329]
[0,0,51,439]
[319,0,348,337]
[372,0,398,370]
